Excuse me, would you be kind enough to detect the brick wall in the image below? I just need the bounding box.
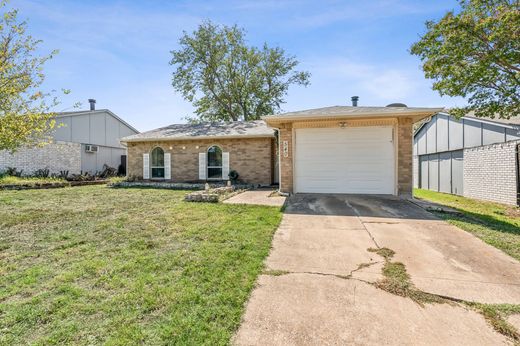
[397,118,413,196]
[0,141,81,175]
[278,124,293,193]
[127,137,274,185]
[463,140,519,205]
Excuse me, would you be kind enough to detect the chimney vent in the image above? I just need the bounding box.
[351,96,359,107]
[88,99,96,111]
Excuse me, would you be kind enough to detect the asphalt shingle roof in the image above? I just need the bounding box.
[264,105,444,119]
[122,105,446,142]
[121,120,274,142]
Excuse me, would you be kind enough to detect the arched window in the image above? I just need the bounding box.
[207,146,222,179]
[151,147,165,178]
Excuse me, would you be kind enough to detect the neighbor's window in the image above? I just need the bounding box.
[207,146,222,179]
[151,147,165,178]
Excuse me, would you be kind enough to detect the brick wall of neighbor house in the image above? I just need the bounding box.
[397,118,414,195]
[463,140,519,206]
[0,141,82,175]
[127,137,274,185]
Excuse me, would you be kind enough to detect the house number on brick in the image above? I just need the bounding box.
[282,140,289,158]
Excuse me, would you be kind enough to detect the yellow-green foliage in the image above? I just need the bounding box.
[0,175,66,186]
[411,0,520,119]
[0,1,70,152]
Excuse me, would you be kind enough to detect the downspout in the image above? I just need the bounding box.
[120,140,128,178]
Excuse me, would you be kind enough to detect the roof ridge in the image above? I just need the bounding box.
[121,118,274,142]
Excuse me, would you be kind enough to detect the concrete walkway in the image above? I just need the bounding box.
[224,189,286,207]
[234,194,520,345]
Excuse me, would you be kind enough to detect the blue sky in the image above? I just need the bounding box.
[14,0,463,131]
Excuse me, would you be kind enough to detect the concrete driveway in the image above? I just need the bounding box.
[234,194,520,345]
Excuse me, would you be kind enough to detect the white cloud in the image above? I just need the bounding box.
[361,70,415,100]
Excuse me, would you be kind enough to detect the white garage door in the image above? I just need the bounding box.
[294,126,395,194]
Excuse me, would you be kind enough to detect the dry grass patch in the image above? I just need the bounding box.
[369,250,445,306]
[367,247,395,261]
[464,303,520,342]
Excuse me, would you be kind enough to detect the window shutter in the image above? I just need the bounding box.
[222,152,230,180]
[143,153,149,179]
[198,153,206,180]
[164,153,171,180]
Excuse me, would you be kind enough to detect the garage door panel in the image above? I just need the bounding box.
[295,127,395,194]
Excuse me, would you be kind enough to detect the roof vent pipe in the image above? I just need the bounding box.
[88,99,96,111]
[351,96,359,107]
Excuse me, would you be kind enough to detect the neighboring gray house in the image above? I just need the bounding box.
[413,112,520,205]
[0,99,138,176]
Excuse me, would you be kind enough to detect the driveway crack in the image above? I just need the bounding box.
[263,262,380,283]
[344,200,381,249]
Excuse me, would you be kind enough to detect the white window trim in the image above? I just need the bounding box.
[207,145,223,180]
[150,147,166,179]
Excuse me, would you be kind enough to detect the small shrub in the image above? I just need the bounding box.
[6,167,23,177]
[228,170,239,182]
[108,176,126,184]
[33,168,50,178]
[69,172,95,182]
[126,175,138,182]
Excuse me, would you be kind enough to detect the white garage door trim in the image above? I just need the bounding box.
[294,126,396,194]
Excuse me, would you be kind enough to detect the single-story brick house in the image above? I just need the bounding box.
[122,104,442,195]
[122,120,277,186]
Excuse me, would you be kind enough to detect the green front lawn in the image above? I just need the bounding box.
[414,189,520,261]
[0,186,282,345]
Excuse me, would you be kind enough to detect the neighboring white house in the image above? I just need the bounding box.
[0,99,139,176]
[413,112,520,206]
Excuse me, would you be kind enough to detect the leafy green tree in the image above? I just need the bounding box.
[0,1,67,152]
[170,21,310,122]
[411,0,519,119]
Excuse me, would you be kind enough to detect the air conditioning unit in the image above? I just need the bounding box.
[85,144,99,153]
